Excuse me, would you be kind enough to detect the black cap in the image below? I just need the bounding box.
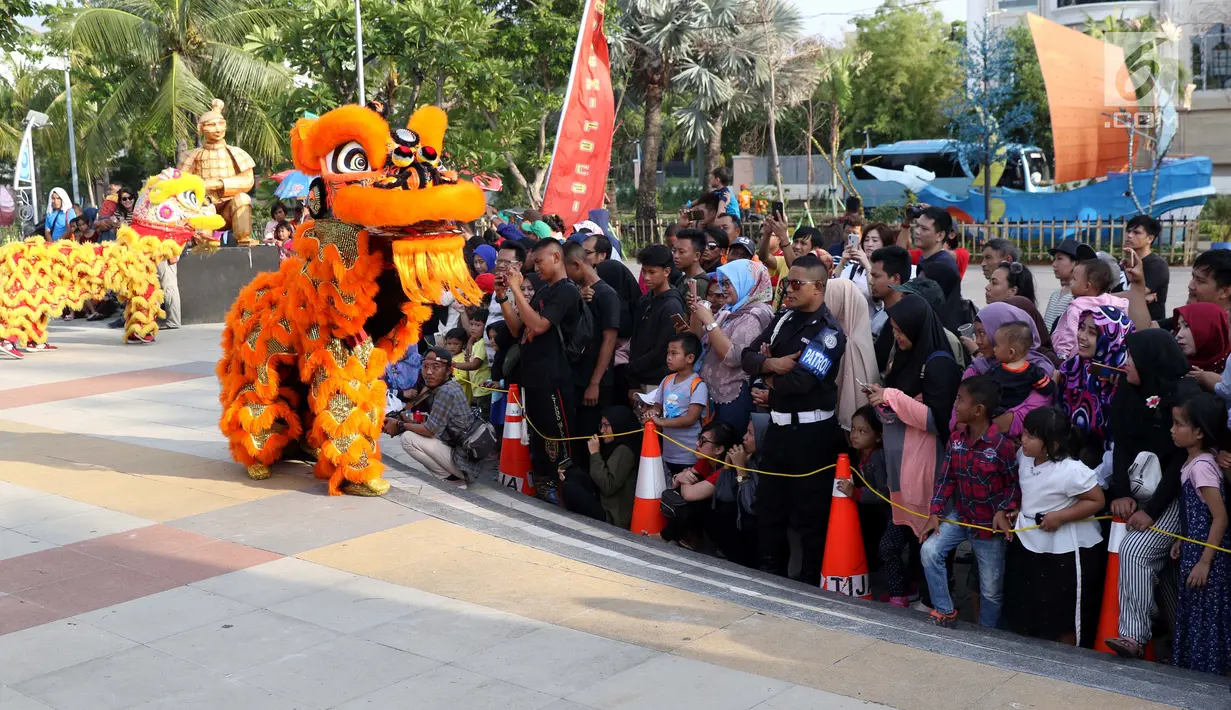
[728,236,755,256]
[891,277,945,314]
[1049,238,1097,261]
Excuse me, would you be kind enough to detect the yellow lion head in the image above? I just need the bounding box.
[131,168,226,243]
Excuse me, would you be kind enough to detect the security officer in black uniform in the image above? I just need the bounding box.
[740,253,846,586]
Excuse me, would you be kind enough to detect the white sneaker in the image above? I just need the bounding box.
[0,343,24,360]
[24,343,59,353]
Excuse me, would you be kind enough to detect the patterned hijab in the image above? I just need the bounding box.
[1060,306,1133,450]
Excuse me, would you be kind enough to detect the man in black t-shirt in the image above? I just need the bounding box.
[563,241,620,464]
[1124,214,1169,322]
[500,239,581,501]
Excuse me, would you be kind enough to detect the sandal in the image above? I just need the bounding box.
[1104,637,1145,659]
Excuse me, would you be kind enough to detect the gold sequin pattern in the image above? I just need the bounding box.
[312,220,362,267]
[328,392,355,423]
[308,324,320,340]
[250,428,272,452]
[246,403,268,419]
[245,323,262,350]
[265,338,292,356]
[332,433,357,454]
[278,318,291,332]
[325,338,349,367]
[257,363,269,386]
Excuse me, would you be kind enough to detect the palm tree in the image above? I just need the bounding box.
[59,0,291,167]
[613,0,742,225]
[809,45,869,212]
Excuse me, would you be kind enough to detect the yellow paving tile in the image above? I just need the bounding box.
[970,671,1175,710]
[0,419,60,434]
[0,455,250,520]
[551,557,653,586]
[386,517,494,547]
[562,584,753,652]
[460,534,574,568]
[820,640,1018,710]
[674,612,878,683]
[45,438,216,477]
[137,460,317,501]
[298,529,454,577]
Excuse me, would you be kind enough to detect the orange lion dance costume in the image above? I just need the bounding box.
[217,105,484,496]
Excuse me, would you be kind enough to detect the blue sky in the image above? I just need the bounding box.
[795,0,968,40]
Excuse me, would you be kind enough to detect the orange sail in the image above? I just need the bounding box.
[1027,13,1130,183]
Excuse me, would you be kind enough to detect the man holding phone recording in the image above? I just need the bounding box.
[740,254,847,585]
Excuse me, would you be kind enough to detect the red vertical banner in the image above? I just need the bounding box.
[540,0,614,226]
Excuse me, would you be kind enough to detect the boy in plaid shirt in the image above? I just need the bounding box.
[919,375,1020,629]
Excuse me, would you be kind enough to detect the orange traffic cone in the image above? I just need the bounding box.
[629,421,666,535]
[1094,518,1156,660]
[820,454,872,599]
[497,385,535,497]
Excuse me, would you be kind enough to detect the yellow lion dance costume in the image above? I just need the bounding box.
[217,105,483,496]
[0,169,223,353]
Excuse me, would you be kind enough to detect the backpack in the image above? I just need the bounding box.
[555,284,594,362]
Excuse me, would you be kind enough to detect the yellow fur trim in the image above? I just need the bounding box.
[391,236,480,305]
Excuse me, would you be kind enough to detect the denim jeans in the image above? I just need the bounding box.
[920,520,1006,627]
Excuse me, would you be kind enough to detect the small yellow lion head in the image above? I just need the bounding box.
[131,168,226,245]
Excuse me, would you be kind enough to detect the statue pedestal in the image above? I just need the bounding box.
[179,246,281,325]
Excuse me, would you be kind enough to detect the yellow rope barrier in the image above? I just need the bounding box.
[498,387,1231,554]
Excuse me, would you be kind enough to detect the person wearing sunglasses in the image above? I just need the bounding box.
[739,253,847,585]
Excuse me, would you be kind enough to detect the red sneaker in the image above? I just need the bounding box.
[126,334,155,345]
[24,343,58,353]
[0,342,23,360]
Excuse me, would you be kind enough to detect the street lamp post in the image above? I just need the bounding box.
[354,0,365,105]
[64,63,81,207]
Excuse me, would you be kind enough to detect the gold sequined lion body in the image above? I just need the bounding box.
[0,169,223,349]
[216,105,483,496]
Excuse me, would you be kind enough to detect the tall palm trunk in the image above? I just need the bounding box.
[636,79,664,229]
[704,110,724,190]
[767,79,784,203]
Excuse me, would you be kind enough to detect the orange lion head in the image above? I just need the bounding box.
[289,104,483,306]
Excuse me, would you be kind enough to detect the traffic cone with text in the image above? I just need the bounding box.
[820,454,872,599]
[1095,517,1156,659]
[497,385,535,497]
[629,421,667,536]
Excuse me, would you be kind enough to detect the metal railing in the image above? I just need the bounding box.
[951,217,1202,265]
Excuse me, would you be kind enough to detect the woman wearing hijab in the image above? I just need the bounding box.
[825,278,880,431]
[1104,330,1201,659]
[1173,301,1231,381]
[1059,306,1134,468]
[959,301,1055,436]
[864,294,963,542]
[691,260,774,433]
[43,188,75,242]
[472,244,497,276]
[918,260,969,335]
[560,405,641,528]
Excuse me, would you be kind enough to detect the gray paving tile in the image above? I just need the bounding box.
[750,685,896,709]
[150,609,338,675]
[125,677,309,710]
[0,482,49,507]
[566,655,791,710]
[0,619,138,686]
[13,508,152,546]
[0,496,96,529]
[335,664,556,710]
[0,686,53,710]
[268,575,447,633]
[358,598,544,662]
[75,586,255,643]
[189,557,358,607]
[0,529,57,561]
[14,646,216,710]
[234,635,438,709]
[168,491,427,555]
[456,626,659,697]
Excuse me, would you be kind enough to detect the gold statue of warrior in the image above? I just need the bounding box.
[178,99,257,246]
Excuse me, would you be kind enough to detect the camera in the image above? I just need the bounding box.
[905,204,924,221]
